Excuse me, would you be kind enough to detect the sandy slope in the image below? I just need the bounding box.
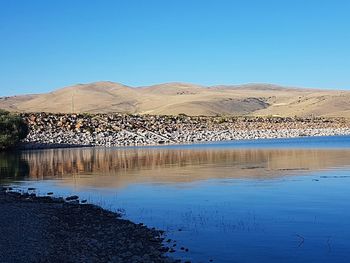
[1,81,350,117]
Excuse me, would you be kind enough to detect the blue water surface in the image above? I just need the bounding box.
[1,136,350,263]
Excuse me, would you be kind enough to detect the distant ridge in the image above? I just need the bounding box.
[1,81,350,117]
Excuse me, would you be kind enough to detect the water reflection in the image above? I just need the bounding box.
[0,152,29,182]
[2,140,350,263]
[3,147,350,187]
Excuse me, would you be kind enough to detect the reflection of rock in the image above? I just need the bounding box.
[0,152,29,180]
[18,147,350,188]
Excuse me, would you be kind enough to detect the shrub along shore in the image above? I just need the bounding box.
[19,113,350,148]
[0,110,28,150]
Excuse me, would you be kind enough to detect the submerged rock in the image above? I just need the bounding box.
[65,195,79,201]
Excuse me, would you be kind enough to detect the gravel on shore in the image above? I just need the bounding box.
[0,187,176,263]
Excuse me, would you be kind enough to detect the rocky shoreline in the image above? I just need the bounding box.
[20,113,350,148]
[0,186,179,263]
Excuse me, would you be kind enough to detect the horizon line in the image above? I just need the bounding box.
[2,80,347,97]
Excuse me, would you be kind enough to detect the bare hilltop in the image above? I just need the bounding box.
[1,81,350,117]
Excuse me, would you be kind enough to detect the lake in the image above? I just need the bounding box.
[1,136,350,263]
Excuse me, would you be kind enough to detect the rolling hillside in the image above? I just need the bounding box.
[1,81,350,117]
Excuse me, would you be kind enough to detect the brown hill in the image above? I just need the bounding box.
[1,81,350,117]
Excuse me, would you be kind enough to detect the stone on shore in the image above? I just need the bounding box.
[19,113,350,149]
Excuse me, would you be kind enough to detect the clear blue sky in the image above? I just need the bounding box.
[0,0,349,96]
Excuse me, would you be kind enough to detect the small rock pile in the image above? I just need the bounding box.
[20,113,350,148]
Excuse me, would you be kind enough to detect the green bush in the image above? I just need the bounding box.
[0,110,29,150]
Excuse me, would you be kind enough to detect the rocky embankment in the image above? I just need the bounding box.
[20,113,350,148]
[0,187,177,263]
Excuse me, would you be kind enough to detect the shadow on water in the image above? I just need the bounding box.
[0,151,29,183]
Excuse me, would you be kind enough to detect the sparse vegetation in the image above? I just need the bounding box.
[0,110,29,150]
[217,115,228,124]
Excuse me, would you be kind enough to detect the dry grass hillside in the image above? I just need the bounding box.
[1,81,350,117]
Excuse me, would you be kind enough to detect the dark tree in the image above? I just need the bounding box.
[0,110,29,150]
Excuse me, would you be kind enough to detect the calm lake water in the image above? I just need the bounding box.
[1,136,350,263]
